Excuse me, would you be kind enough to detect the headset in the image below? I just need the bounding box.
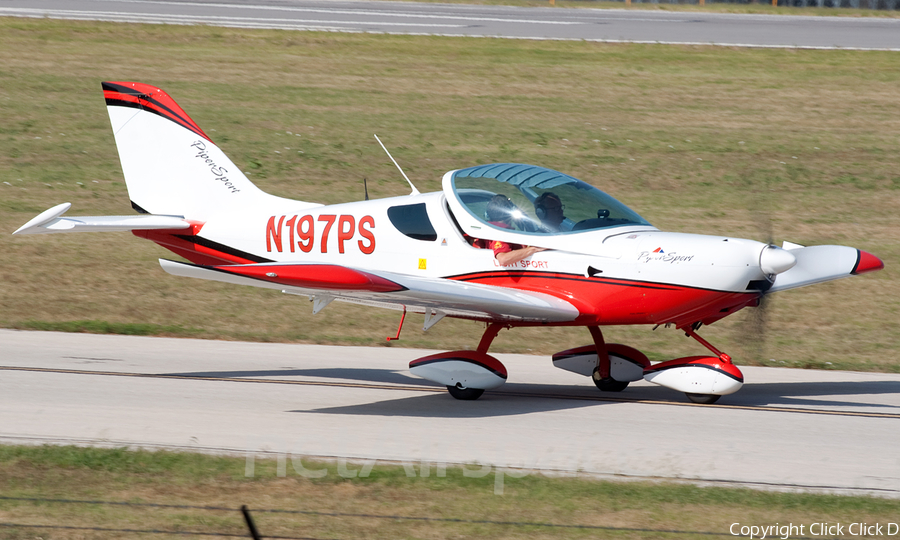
[534,192,561,221]
[485,194,516,223]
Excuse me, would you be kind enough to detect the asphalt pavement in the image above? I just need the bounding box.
[1,0,898,49]
[2,329,899,497]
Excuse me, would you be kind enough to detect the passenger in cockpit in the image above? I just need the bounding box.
[475,194,545,266]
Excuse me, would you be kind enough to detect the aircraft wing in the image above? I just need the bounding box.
[159,259,580,324]
[768,244,883,293]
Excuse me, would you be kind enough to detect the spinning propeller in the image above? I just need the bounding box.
[738,202,791,361]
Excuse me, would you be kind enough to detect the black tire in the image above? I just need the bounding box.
[686,393,720,404]
[592,372,629,392]
[447,385,485,400]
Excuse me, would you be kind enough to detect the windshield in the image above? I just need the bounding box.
[451,164,651,235]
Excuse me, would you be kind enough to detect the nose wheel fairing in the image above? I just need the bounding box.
[640,326,744,400]
[643,356,744,396]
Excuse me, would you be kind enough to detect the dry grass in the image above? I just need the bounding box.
[2,445,899,539]
[0,19,897,372]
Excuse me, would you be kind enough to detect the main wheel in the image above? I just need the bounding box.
[447,384,485,400]
[686,393,720,404]
[592,370,629,392]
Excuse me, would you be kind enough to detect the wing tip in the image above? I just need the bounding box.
[12,202,72,235]
[852,250,884,275]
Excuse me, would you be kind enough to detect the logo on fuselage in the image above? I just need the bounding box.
[638,248,694,264]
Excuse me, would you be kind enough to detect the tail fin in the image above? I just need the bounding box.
[103,82,265,220]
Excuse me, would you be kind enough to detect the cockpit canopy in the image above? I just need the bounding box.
[449,163,651,236]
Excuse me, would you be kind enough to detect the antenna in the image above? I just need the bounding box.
[374,134,420,196]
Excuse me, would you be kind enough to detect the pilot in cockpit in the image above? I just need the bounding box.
[533,192,567,232]
[475,194,546,266]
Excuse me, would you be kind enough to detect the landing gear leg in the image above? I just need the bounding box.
[477,322,505,354]
[589,326,629,392]
[683,324,732,364]
[682,324,731,404]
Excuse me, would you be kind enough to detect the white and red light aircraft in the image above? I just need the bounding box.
[14,82,885,403]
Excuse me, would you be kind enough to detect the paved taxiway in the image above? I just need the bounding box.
[2,329,899,497]
[1,0,899,50]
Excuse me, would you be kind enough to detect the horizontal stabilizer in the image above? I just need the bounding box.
[768,245,883,293]
[13,202,190,235]
[160,259,580,323]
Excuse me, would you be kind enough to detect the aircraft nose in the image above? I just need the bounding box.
[759,245,797,276]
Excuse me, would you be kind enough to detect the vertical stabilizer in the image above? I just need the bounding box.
[103,81,265,220]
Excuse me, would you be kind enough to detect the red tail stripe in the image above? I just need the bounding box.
[102,81,212,142]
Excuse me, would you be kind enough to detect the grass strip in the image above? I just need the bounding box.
[1,445,899,540]
[13,320,204,337]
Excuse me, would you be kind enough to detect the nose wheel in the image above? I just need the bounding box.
[686,393,721,404]
[447,384,485,401]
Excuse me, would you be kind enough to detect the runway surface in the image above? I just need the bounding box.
[1,0,899,50]
[2,329,899,497]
